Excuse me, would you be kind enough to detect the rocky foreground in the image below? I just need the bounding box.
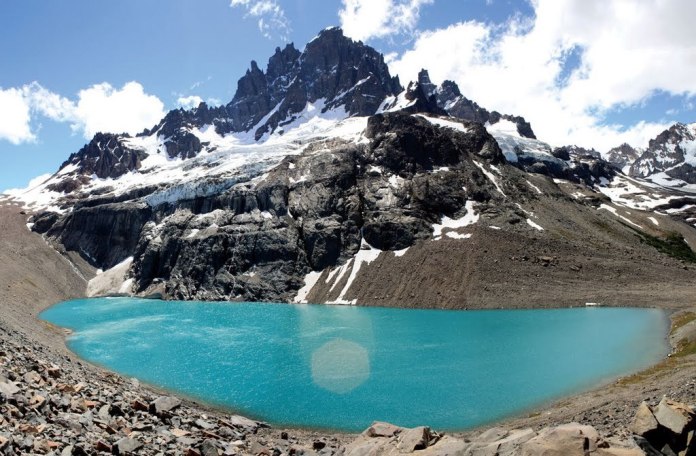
[0,315,695,456]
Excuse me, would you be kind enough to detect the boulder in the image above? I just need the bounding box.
[396,426,431,452]
[365,421,403,438]
[631,401,660,436]
[149,396,182,415]
[520,423,600,456]
[0,381,19,397]
[653,398,694,435]
[112,437,142,455]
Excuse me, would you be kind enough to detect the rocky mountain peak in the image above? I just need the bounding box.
[53,133,145,188]
[424,77,537,139]
[222,26,401,140]
[629,122,696,183]
[605,143,640,170]
[417,69,437,97]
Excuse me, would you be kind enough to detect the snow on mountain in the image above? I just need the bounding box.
[627,123,696,192]
[4,104,368,213]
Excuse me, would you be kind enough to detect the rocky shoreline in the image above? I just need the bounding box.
[2,204,696,454]
[2,316,696,455]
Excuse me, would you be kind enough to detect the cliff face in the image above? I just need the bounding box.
[38,113,509,302]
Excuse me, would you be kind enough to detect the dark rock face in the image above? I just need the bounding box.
[419,70,537,139]
[45,112,508,302]
[629,123,696,184]
[56,133,146,180]
[382,81,448,116]
[46,201,152,269]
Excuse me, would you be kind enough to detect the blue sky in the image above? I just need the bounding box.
[2,0,695,191]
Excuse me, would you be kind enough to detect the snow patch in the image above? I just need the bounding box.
[328,240,382,305]
[294,271,323,304]
[86,257,134,297]
[525,179,543,195]
[526,219,544,231]
[417,115,470,133]
[445,232,472,240]
[598,204,643,229]
[473,161,506,197]
[393,247,409,257]
[433,200,479,239]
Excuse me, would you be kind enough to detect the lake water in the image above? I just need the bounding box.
[40,299,669,432]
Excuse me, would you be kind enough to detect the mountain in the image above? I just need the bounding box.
[628,123,696,189]
[3,27,696,307]
[604,143,641,172]
[418,69,537,139]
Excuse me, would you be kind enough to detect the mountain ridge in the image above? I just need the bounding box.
[2,26,695,306]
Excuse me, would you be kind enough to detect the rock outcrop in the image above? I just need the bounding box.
[417,69,537,139]
[121,113,506,301]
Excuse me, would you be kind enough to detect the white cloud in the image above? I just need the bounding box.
[339,0,433,42]
[230,0,291,41]
[0,81,165,144]
[0,87,34,144]
[177,95,204,110]
[72,82,165,138]
[389,0,696,151]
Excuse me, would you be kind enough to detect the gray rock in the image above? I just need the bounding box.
[200,439,219,456]
[630,401,659,436]
[149,396,182,415]
[112,437,142,455]
[226,414,259,430]
[653,398,694,435]
[520,423,600,456]
[0,381,19,397]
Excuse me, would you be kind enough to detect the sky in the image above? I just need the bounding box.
[2,0,696,191]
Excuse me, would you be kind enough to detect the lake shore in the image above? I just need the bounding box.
[1,203,696,453]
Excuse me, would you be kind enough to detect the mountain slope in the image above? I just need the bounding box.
[2,27,695,307]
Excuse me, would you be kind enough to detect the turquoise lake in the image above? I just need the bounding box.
[40,299,669,432]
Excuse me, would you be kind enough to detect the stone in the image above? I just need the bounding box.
[225,414,259,430]
[364,421,402,438]
[95,441,112,452]
[631,401,660,436]
[520,423,600,456]
[396,426,431,452]
[149,396,182,415]
[131,399,148,411]
[476,427,510,443]
[485,428,536,456]
[195,418,215,430]
[200,439,219,456]
[653,398,694,435]
[113,437,143,454]
[418,435,470,456]
[0,381,19,397]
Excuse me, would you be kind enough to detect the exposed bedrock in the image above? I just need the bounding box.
[38,113,516,302]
